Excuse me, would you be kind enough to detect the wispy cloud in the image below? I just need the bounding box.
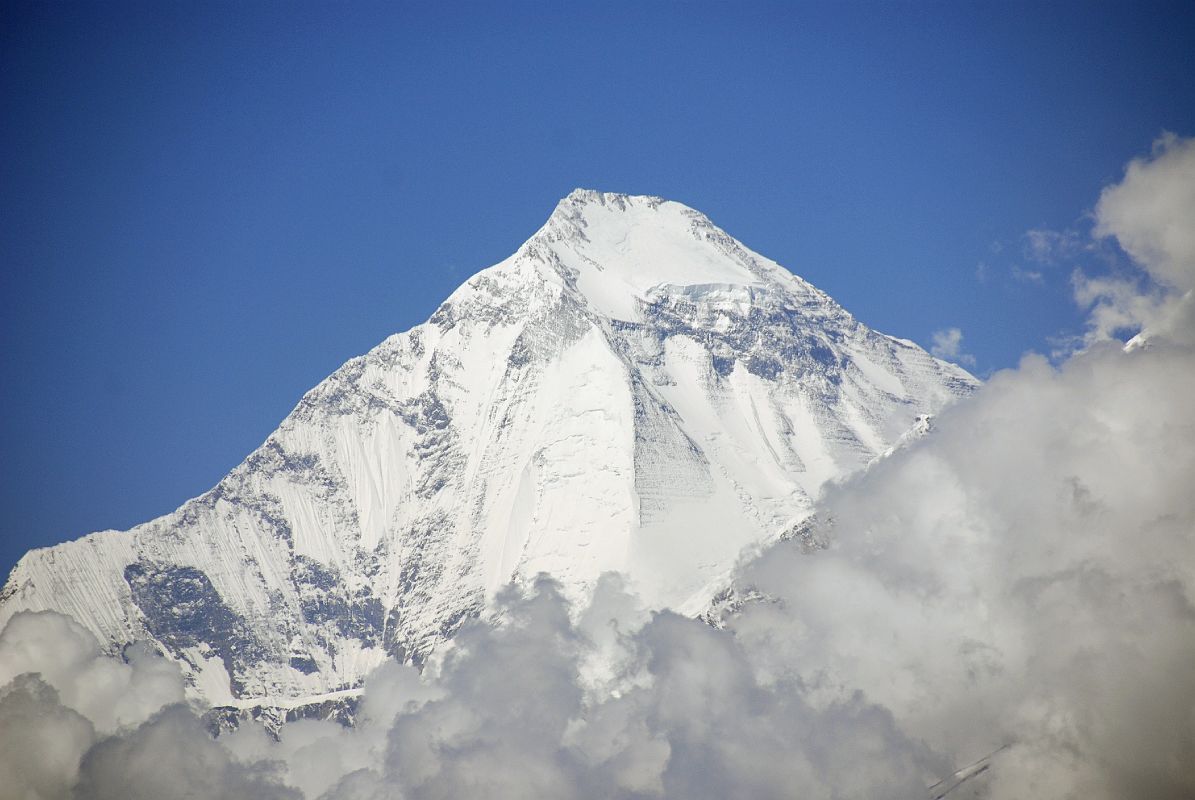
[929,327,977,367]
[1022,227,1083,265]
[1010,265,1044,284]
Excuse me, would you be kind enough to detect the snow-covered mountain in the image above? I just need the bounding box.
[0,189,977,707]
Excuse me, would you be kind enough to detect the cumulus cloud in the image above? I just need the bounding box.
[719,134,1195,798]
[0,676,94,800]
[1073,133,1195,349]
[0,587,940,799]
[929,327,976,367]
[2,135,1194,799]
[76,705,301,800]
[0,610,189,799]
[0,611,184,735]
[1094,132,1195,292]
[731,333,1195,799]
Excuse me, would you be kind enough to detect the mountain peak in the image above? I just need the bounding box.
[560,187,664,209]
[527,189,814,322]
[2,189,980,709]
[542,188,670,236]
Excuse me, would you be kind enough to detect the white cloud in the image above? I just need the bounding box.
[0,610,184,735]
[0,676,95,800]
[0,587,943,799]
[718,134,1195,797]
[76,705,301,800]
[0,611,188,799]
[1023,227,1082,265]
[929,327,976,367]
[1095,132,1195,292]
[731,327,1195,799]
[1072,134,1195,348]
[1010,265,1044,284]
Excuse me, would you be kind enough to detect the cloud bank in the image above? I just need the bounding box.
[2,136,1193,799]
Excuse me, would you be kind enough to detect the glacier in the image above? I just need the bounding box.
[0,189,977,709]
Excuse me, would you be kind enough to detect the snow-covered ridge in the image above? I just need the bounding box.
[522,189,839,322]
[1,189,978,706]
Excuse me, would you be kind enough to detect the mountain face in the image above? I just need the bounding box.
[0,190,977,707]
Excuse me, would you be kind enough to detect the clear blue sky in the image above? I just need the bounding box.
[2,1,1192,575]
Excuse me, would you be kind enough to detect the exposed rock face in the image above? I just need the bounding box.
[0,190,977,707]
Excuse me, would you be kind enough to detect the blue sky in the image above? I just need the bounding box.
[2,0,1193,574]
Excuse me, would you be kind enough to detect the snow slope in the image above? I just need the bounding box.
[0,189,977,706]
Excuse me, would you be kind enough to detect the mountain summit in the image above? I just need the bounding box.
[531,189,820,319]
[0,190,977,707]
